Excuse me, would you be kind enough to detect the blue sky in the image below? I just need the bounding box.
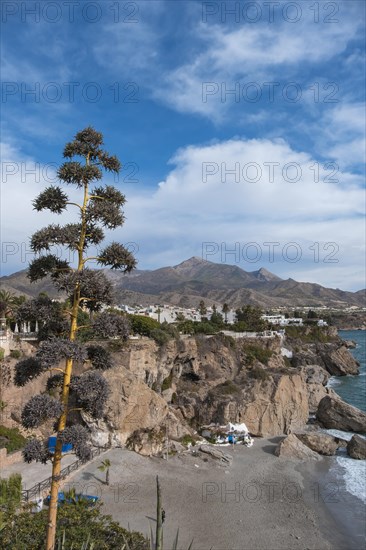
[1,0,365,290]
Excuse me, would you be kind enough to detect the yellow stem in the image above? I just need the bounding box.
[46,153,90,550]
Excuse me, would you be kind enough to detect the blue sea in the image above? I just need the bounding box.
[330,330,366,412]
[325,330,366,505]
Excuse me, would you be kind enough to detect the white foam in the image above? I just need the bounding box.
[336,455,366,504]
[326,377,341,388]
[323,428,366,442]
[322,428,354,441]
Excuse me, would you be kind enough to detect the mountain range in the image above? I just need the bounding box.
[1,257,365,309]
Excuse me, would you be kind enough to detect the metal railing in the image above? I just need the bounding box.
[21,445,109,502]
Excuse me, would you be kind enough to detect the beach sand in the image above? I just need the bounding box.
[64,436,362,550]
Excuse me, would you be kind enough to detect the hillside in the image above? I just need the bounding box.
[1,257,365,308]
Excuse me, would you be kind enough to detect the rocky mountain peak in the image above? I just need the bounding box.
[251,267,282,282]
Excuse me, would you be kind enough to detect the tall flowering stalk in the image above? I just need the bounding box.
[14,127,136,550]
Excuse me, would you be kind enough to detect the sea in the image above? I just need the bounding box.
[325,330,366,505]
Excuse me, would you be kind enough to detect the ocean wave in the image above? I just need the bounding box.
[335,455,366,504]
[326,377,341,387]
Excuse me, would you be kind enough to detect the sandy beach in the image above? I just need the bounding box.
[63,437,361,550]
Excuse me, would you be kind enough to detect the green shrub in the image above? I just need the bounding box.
[107,338,127,351]
[249,366,270,381]
[285,325,334,343]
[161,371,173,391]
[9,350,22,359]
[129,315,160,336]
[150,329,171,346]
[0,348,5,361]
[244,345,273,365]
[0,501,149,549]
[194,321,220,335]
[0,473,22,510]
[0,426,27,453]
[180,434,196,447]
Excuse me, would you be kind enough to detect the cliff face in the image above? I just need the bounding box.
[1,329,361,455]
[106,335,310,439]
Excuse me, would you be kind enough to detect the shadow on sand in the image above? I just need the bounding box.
[261,436,283,455]
[79,471,105,484]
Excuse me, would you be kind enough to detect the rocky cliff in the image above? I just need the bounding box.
[1,328,362,456]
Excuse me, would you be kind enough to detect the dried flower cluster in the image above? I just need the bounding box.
[23,438,51,464]
[92,311,130,339]
[58,425,92,462]
[17,126,135,511]
[21,395,64,429]
[71,371,110,419]
[87,345,113,370]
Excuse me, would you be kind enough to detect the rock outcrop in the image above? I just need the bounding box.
[295,432,341,456]
[292,342,359,376]
[275,434,322,460]
[83,366,192,448]
[239,374,309,437]
[316,396,366,433]
[199,445,233,464]
[343,340,356,349]
[2,329,363,458]
[301,365,333,413]
[188,372,309,437]
[320,345,359,376]
[347,435,366,460]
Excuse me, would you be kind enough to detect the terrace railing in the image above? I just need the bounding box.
[21,445,109,502]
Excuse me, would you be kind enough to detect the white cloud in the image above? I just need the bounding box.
[318,103,366,168]
[2,136,365,289]
[117,137,365,289]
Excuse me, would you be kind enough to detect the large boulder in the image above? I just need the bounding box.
[347,435,366,460]
[316,396,366,433]
[320,346,359,376]
[295,432,340,456]
[343,340,356,349]
[275,434,322,460]
[240,374,309,437]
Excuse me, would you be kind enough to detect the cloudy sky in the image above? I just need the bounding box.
[1,0,365,290]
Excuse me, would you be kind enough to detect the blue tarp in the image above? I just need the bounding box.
[45,492,99,505]
[47,437,73,454]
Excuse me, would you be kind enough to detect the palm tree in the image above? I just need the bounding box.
[98,459,111,485]
[0,290,16,319]
[222,303,229,324]
[198,300,207,317]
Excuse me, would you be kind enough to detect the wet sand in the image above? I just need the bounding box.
[65,437,356,549]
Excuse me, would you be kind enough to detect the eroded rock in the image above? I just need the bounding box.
[275,434,322,460]
[316,396,366,433]
[321,346,359,376]
[295,432,340,456]
[199,445,233,464]
[347,435,366,459]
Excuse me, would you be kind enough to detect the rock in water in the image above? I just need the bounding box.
[344,340,356,349]
[321,346,359,376]
[316,396,366,433]
[275,434,322,460]
[295,432,340,456]
[347,435,366,460]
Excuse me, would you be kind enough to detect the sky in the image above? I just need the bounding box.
[1,0,365,291]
